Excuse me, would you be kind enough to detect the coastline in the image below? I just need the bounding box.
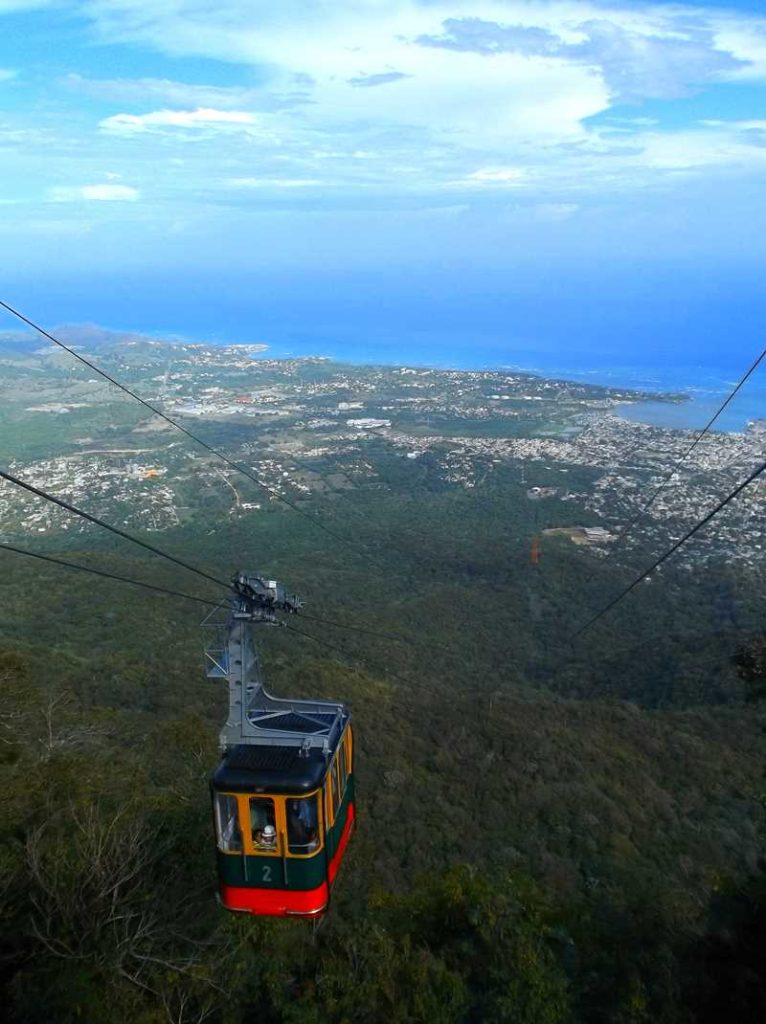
[4,321,761,434]
[249,347,764,434]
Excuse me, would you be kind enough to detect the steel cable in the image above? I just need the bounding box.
[0,467,228,590]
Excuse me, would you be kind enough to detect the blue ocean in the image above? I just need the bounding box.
[7,270,765,434]
[241,337,765,434]
[260,344,761,432]
[245,340,764,434]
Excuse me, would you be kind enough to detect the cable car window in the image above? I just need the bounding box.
[324,778,333,828]
[331,757,342,818]
[287,795,319,854]
[215,794,242,853]
[337,742,347,792]
[249,797,278,853]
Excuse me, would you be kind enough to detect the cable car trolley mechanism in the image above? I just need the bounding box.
[206,572,355,918]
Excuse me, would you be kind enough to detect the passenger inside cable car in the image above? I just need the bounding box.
[250,797,278,850]
[287,796,319,853]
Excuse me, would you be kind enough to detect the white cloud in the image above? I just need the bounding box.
[70,2,766,162]
[226,177,322,188]
[415,12,748,101]
[0,68,17,81]
[457,166,526,187]
[76,3,612,144]
[703,119,766,131]
[3,1,764,212]
[709,14,766,81]
[49,184,139,202]
[3,218,95,236]
[347,71,410,88]
[0,1,51,11]
[534,202,579,222]
[636,127,766,171]
[75,3,766,89]
[99,107,258,135]
[63,73,307,111]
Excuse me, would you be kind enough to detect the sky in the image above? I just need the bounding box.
[1,0,765,368]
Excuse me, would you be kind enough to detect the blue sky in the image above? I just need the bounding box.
[1,1,765,366]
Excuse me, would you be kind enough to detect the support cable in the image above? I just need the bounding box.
[604,346,764,559]
[283,623,356,660]
[0,542,221,607]
[0,539,519,723]
[0,540,414,645]
[0,299,354,549]
[5,546,749,741]
[572,458,765,641]
[298,611,410,643]
[0,467,228,590]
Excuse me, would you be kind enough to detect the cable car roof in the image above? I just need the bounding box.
[213,742,331,794]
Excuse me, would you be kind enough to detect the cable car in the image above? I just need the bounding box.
[206,573,355,917]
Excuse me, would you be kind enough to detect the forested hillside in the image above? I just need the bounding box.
[1,474,764,1021]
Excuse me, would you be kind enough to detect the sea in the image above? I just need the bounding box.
[241,337,765,435]
[9,270,764,435]
[6,294,765,434]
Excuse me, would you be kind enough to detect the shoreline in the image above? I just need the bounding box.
[5,323,761,434]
